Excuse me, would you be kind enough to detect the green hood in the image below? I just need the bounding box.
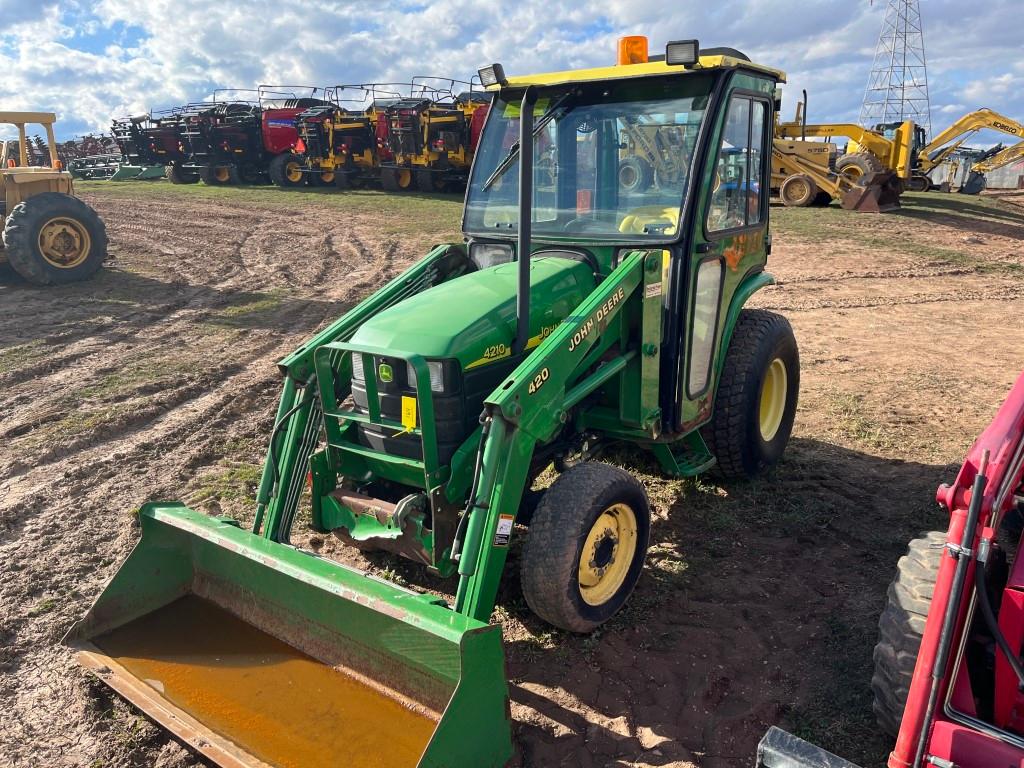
[350,255,596,370]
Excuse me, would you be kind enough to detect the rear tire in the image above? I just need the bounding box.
[872,530,944,737]
[269,153,305,188]
[165,163,199,184]
[780,174,818,207]
[381,167,413,192]
[702,309,799,479]
[521,462,651,633]
[3,192,108,285]
[198,164,239,186]
[416,169,437,192]
[238,165,265,185]
[836,151,884,185]
[619,156,654,193]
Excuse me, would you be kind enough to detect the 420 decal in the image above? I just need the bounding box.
[527,367,550,395]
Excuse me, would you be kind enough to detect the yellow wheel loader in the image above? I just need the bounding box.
[776,101,918,187]
[1,112,107,285]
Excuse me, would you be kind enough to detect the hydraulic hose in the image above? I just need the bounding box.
[912,451,988,768]
[267,382,316,498]
[975,540,1024,687]
[450,410,492,562]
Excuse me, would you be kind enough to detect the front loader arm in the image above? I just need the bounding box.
[254,243,474,540]
[453,250,655,622]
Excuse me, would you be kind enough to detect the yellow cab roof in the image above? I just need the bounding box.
[490,55,786,90]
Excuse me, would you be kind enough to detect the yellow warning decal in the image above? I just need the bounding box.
[399,397,415,434]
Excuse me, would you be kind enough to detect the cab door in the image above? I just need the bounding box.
[675,83,772,432]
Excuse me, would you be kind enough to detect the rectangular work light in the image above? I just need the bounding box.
[478,63,507,88]
[666,39,700,67]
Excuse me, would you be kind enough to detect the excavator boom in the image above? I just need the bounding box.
[920,108,1024,171]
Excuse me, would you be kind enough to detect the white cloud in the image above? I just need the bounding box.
[1,0,1022,141]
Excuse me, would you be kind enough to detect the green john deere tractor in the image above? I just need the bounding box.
[69,37,799,768]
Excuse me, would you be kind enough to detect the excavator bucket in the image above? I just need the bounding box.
[65,503,512,768]
[839,170,902,213]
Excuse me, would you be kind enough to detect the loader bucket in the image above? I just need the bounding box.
[839,170,902,213]
[65,503,512,768]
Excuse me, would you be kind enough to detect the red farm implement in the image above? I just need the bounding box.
[758,370,1024,768]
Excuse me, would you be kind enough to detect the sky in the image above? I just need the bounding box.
[1,0,1022,146]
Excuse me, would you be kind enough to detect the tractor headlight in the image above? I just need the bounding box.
[470,242,514,269]
[407,360,447,393]
[477,63,507,88]
[665,39,700,68]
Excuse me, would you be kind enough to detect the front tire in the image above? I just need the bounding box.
[269,153,305,188]
[3,192,108,285]
[618,156,654,193]
[702,309,799,479]
[521,462,651,633]
[872,531,943,737]
[381,166,413,192]
[780,174,818,207]
[165,163,199,184]
[198,164,239,186]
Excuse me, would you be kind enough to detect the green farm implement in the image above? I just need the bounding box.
[69,36,800,767]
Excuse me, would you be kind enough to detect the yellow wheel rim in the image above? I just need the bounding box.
[759,357,788,442]
[38,216,91,269]
[578,503,638,607]
[286,162,302,183]
[619,164,638,188]
[397,169,412,188]
[783,178,810,205]
[214,166,230,182]
[321,171,335,183]
[840,165,863,183]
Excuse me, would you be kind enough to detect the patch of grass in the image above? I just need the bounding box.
[190,461,262,507]
[821,390,900,452]
[28,598,57,616]
[0,339,47,373]
[76,180,465,238]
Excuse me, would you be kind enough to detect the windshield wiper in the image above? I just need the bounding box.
[482,92,573,191]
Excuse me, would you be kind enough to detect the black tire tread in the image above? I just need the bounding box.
[268,153,303,188]
[871,530,944,737]
[3,192,108,285]
[837,151,885,184]
[520,462,650,633]
[702,309,798,479]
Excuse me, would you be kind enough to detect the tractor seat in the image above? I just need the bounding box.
[618,206,679,236]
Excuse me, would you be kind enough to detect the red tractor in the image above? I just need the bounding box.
[758,371,1024,768]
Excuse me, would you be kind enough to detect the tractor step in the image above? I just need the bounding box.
[649,433,716,478]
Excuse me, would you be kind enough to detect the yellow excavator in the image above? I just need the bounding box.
[958,139,1024,194]
[915,108,1024,191]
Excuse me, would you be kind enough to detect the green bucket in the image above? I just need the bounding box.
[66,503,512,768]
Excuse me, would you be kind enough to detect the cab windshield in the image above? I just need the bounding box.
[464,75,712,242]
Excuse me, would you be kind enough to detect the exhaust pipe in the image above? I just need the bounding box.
[801,89,807,142]
[514,86,537,356]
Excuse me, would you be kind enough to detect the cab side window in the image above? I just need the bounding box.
[707,96,767,232]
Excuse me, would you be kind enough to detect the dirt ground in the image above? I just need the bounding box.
[1,183,1023,768]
